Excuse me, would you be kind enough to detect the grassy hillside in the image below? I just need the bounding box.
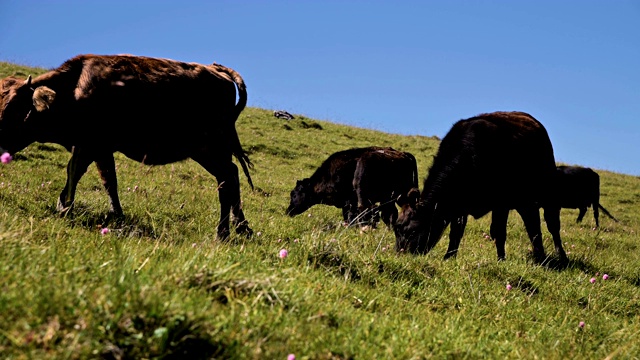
[1,61,639,359]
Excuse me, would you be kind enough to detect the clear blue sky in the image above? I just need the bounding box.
[1,1,638,175]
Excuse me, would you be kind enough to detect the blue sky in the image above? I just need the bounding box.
[1,1,638,175]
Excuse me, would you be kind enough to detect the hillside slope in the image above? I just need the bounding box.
[1,61,639,359]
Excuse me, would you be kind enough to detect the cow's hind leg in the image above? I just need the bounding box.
[491,209,509,261]
[192,154,252,239]
[57,146,94,214]
[516,206,546,263]
[576,207,587,223]
[444,215,467,259]
[94,152,123,215]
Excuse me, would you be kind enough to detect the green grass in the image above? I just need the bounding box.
[1,61,640,359]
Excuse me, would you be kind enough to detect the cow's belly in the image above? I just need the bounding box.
[117,146,191,165]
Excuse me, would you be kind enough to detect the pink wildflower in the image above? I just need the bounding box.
[506,284,512,291]
[589,277,596,284]
[579,321,585,328]
[602,274,609,280]
[287,354,296,360]
[0,152,12,164]
[279,249,288,259]
[101,228,110,235]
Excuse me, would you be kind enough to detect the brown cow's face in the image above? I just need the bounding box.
[0,76,34,126]
[286,179,314,217]
[394,188,447,254]
[0,76,56,154]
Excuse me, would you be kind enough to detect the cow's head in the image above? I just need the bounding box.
[394,188,448,254]
[0,75,56,153]
[286,178,315,217]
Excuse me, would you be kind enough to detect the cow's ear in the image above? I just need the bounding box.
[32,86,56,112]
[398,187,420,207]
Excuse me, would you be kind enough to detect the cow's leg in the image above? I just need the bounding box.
[379,203,398,228]
[516,206,546,263]
[192,155,251,239]
[490,209,509,261]
[576,207,587,223]
[94,152,123,215]
[57,146,94,214]
[592,203,600,228]
[444,215,467,259]
[543,206,568,262]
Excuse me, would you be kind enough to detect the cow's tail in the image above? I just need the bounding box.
[211,63,253,190]
[598,204,618,222]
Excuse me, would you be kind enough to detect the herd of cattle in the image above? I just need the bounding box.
[0,54,617,264]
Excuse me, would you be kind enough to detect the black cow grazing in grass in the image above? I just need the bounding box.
[556,165,618,228]
[287,146,418,227]
[394,111,568,264]
[0,54,253,239]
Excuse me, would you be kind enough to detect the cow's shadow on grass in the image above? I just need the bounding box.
[537,255,598,274]
[45,203,159,239]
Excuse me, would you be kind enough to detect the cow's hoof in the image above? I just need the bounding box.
[217,228,231,241]
[56,199,73,215]
[443,251,458,260]
[235,223,253,238]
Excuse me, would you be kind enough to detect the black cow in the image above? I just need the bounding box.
[0,54,253,239]
[394,111,567,263]
[556,165,618,227]
[287,146,418,227]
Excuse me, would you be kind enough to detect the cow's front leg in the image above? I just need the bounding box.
[57,146,94,214]
[95,152,123,215]
[543,206,568,263]
[517,206,546,263]
[490,209,509,261]
[444,215,467,259]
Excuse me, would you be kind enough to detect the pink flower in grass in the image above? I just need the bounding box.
[1,152,12,164]
[506,284,512,291]
[579,321,585,328]
[287,354,296,360]
[101,228,110,235]
[589,277,596,284]
[603,274,609,280]
[279,249,288,259]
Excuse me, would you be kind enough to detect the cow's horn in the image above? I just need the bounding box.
[25,75,32,87]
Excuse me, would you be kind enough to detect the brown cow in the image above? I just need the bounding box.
[0,54,253,239]
[556,165,618,227]
[394,111,568,264]
[287,146,418,228]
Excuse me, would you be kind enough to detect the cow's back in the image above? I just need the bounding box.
[422,111,557,217]
[37,55,239,136]
[354,148,418,204]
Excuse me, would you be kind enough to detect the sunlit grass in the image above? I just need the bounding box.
[1,62,639,359]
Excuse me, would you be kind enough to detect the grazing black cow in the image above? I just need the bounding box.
[394,111,567,263]
[287,146,418,227]
[0,54,253,239]
[556,165,618,227]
